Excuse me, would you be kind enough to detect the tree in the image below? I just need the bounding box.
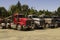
[38,10,44,15]
[9,1,21,15]
[45,10,51,16]
[10,5,16,13]
[21,4,29,17]
[57,7,60,16]
[29,7,37,15]
[16,1,21,13]
[0,7,8,18]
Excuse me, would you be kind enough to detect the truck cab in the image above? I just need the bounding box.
[11,14,34,30]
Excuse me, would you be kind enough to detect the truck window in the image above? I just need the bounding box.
[14,15,24,18]
[32,16,38,18]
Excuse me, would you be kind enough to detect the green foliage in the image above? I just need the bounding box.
[9,1,21,15]
[38,10,52,16]
[0,7,8,18]
[57,7,60,16]
[57,7,60,13]
[21,4,29,17]
[0,1,60,18]
[38,10,44,15]
[45,10,52,16]
[28,7,38,15]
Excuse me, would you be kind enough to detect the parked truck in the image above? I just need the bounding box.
[44,16,58,28]
[10,13,35,30]
[28,15,46,29]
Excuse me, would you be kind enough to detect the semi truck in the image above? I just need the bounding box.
[28,15,46,29]
[10,14,35,30]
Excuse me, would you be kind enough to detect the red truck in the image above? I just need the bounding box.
[10,13,35,30]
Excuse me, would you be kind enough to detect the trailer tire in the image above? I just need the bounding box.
[1,23,6,29]
[6,23,11,29]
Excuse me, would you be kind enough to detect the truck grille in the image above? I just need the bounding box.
[26,20,32,26]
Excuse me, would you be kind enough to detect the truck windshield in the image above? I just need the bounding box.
[14,15,24,18]
[32,16,38,18]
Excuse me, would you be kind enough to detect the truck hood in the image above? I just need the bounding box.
[19,18,28,21]
[32,18,40,21]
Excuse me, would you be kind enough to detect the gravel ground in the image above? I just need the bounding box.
[0,28,60,40]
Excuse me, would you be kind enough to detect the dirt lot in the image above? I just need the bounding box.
[0,28,60,40]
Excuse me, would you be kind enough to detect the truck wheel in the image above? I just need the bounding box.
[6,23,11,29]
[1,23,6,29]
[55,23,58,28]
[22,25,26,30]
[17,25,21,30]
[31,24,35,30]
[43,25,46,29]
[46,24,49,28]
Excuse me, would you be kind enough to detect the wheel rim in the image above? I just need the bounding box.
[46,24,49,28]
[32,24,35,29]
[17,25,21,30]
[55,24,57,28]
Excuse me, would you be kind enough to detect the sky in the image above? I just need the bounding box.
[0,0,60,11]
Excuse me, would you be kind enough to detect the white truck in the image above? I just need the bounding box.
[44,16,58,28]
[28,15,46,29]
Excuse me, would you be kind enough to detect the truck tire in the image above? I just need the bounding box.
[46,24,49,28]
[42,24,46,29]
[17,25,21,30]
[1,23,6,29]
[16,25,26,31]
[6,23,11,29]
[49,24,55,28]
[55,23,58,28]
[31,24,35,30]
[22,25,27,30]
